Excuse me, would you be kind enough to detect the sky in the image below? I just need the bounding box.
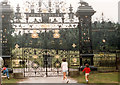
[66,0,119,22]
[0,0,119,22]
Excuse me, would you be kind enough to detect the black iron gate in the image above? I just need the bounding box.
[12,28,81,77]
[11,0,96,77]
[22,29,64,77]
[23,48,63,77]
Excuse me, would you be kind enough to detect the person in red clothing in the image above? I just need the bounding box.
[1,66,9,80]
[82,64,91,83]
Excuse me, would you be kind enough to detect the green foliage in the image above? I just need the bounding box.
[92,22,119,51]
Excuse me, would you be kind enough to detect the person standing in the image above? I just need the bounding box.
[61,58,69,83]
[1,66,9,80]
[82,64,91,83]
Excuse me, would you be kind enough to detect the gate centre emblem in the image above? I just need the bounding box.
[32,61,39,69]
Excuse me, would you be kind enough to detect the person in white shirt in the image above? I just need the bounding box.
[61,58,69,83]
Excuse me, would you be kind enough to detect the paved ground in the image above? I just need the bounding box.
[19,76,77,83]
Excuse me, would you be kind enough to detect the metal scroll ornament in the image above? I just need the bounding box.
[31,61,39,69]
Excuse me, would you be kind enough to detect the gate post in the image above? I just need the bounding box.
[76,1,96,69]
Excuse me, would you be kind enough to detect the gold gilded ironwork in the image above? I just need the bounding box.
[31,30,39,38]
[15,60,19,65]
[15,44,19,48]
[55,55,60,59]
[56,63,60,67]
[72,43,76,48]
[33,63,38,67]
[53,30,60,38]
[102,39,106,43]
[53,33,60,38]
[32,55,38,59]
[1,15,4,18]
[72,58,77,63]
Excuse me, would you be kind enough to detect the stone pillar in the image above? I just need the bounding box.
[76,1,95,66]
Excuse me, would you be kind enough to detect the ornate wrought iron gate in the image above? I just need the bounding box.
[11,0,95,77]
[23,48,63,77]
[12,28,80,77]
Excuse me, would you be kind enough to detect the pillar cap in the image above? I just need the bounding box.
[76,1,96,16]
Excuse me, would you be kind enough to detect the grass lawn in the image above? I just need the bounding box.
[71,72,119,84]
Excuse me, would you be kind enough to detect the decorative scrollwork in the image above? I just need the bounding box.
[31,61,40,69]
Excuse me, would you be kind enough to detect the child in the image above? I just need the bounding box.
[82,64,91,83]
[61,58,69,83]
[1,66,10,80]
